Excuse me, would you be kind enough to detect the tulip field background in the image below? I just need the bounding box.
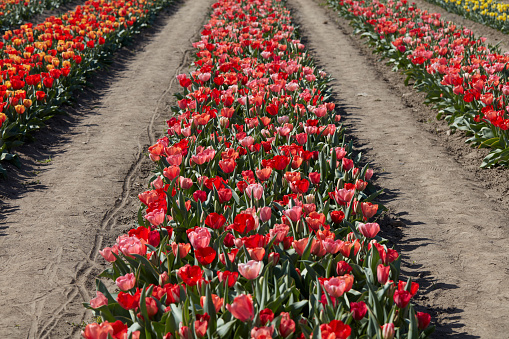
[0,0,508,337]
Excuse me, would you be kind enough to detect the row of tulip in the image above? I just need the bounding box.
[0,0,74,32]
[84,0,434,338]
[425,0,509,33]
[328,0,509,167]
[0,0,174,177]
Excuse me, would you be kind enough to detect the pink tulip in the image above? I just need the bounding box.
[226,294,255,321]
[81,322,114,339]
[179,177,193,189]
[116,273,136,291]
[187,228,211,249]
[361,202,378,219]
[283,206,302,223]
[295,132,307,145]
[238,260,262,280]
[99,245,118,262]
[89,291,108,309]
[163,165,180,180]
[117,235,146,258]
[245,183,264,200]
[198,72,211,82]
[292,238,309,256]
[144,208,165,226]
[250,325,274,339]
[365,168,374,180]
[323,275,354,298]
[358,222,380,238]
[285,82,299,91]
[166,153,182,166]
[259,206,272,222]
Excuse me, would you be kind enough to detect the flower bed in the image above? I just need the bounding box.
[328,0,509,168]
[425,0,509,34]
[0,0,74,32]
[84,0,434,338]
[0,0,173,177]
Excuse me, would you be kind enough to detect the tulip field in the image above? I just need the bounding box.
[83,0,434,338]
[1,0,509,337]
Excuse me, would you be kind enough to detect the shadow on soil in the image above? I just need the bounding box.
[0,0,184,232]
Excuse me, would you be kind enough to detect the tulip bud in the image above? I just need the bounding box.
[220,116,230,128]
[377,264,391,285]
[259,206,272,222]
[305,194,315,204]
[159,271,169,286]
[381,323,395,339]
[15,105,25,114]
[268,252,280,265]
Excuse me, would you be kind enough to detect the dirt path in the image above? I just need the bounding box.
[0,0,212,337]
[288,0,509,337]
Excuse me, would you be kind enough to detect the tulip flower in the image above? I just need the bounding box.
[361,202,378,219]
[393,289,412,309]
[323,275,354,298]
[377,264,391,285]
[416,312,431,330]
[350,301,368,321]
[358,222,380,238]
[381,323,395,339]
[115,273,136,291]
[320,320,351,339]
[238,260,262,280]
[245,183,264,200]
[89,291,108,309]
[226,294,255,322]
[187,227,211,249]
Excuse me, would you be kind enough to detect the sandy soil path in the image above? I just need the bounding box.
[288,0,509,337]
[0,0,212,337]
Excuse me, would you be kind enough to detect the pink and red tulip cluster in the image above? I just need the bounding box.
[329,0,509,167]
[86,0,433,338]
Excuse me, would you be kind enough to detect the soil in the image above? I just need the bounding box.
[0,0,213,337]
[288,0,509,337]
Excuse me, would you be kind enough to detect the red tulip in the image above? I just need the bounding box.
[336,261,352,275]
[178,264,203,286]
[259,308,274,325]
[279,312,296,337]
[350,301,368,321]
[218,270,239,288]
[377,264,391,285]
[416,312,431,330]
[393,289,412,309]
[195,247,216,265]
[320,320,351,339]
[309,172,321,185]
[205,213,226,230]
